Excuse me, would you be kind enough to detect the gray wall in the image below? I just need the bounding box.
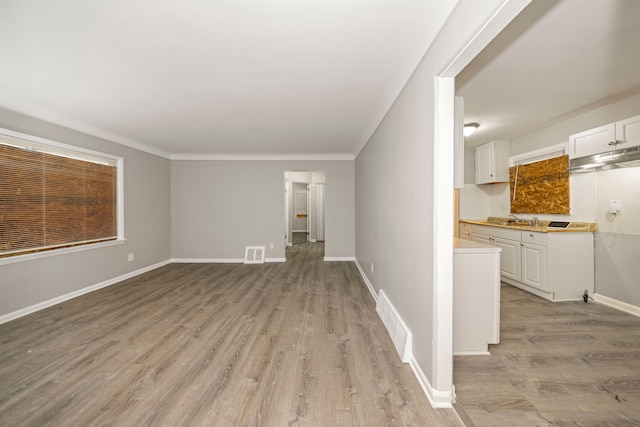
[171,160,354,261]
[355,0,517,396]
[0,108,172,318]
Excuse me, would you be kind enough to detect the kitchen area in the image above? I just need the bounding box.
[453,105,640,355]
[450,1,640,424]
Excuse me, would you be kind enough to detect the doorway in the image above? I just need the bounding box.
[284,171,325,250]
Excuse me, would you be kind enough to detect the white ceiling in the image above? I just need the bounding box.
[0,0,457,159]
[3,1,639,160]
[458,0,640,147]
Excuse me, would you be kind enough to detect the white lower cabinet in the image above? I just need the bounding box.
[521,242,547,290]
[493,237,521,282]
[466,223,594,301]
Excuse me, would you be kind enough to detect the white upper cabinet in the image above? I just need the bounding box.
[569,114,640,158]
[475,140,509,184]
[615,114,640,150]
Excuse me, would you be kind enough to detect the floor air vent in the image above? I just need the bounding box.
[244,246,265,264]
[376,289,412,363]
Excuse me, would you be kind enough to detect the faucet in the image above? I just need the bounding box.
[508,214,521,222]
[531,217,539,226]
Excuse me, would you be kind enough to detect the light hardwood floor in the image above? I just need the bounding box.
[454,283,640,426]
[0,243,462,426]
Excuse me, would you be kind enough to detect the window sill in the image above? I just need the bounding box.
[0,239,126,266]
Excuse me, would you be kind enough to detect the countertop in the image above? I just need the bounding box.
[460,217,597,233]
[454,237,502,253]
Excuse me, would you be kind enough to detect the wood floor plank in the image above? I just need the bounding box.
[0,243,461,426]
[454,283,640,426]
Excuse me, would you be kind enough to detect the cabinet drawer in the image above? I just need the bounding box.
[521,231,547,245]
[460,222,472,233]
[490,226,521,241]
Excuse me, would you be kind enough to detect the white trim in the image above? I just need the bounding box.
[431,0,531,407]
[453,350,491,356]
[323,256,355,262]
[432,76,456,404]
[0,259,172,325]
[593,293,640,318]
[0,104,171,159]
[354,259,377,302]
[501,277,556,301]
[509,142,569,166]
[352,264,452,408]
[438,0,532,77]
[0,239,125,266]
[170,153,354,161]
[291,229,308,233]
[310,239,317,243]
[0,126,122,164]
[170,257,286,264]
[171,258,244,263]
[408,355,454,408]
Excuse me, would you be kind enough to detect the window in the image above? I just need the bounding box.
[0,128,123,260]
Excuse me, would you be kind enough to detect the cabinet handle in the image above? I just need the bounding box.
[608,139,625,146]
[608,140,617,146]
[529,234,533,237]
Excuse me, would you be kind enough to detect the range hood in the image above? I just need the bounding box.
[568,145,640,173]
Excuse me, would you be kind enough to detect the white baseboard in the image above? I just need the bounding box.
[408,355,454,408]
[171,258,244,263]
[454,350,491,356]
[172,257,286,264]
[0,259,172,325]
[353,259,453,408]
[593,293,640,317]
[502,278,555,301]
[323,256,355,262]
[353,259,377,302]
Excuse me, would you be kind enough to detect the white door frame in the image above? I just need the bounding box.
[431,0,531,407]
[317,183,325,241]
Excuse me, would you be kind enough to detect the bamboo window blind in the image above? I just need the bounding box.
[0,141,117,257]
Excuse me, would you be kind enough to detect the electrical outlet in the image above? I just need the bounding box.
[128,253,134,262]
[370,263,374,274]
[269,242,274,250]
[609,199,622,214]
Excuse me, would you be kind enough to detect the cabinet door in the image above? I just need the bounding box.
[521,243,547,290]
[475,143,495,184]
[615,114,640,150]
[470,233,492,246]
[569,123,616,158]
[494,237,521,281]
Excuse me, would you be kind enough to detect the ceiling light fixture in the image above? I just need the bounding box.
[463,123,479,137]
